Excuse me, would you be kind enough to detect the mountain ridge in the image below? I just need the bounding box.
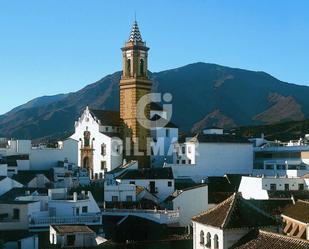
[1,62,309,140]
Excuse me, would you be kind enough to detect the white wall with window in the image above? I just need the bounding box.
[170,141,253,182]
[239,176,308,200]
[104,181,137,202]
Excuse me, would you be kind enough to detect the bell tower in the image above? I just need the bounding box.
[120,21,151,168]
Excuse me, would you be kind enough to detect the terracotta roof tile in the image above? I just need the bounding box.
[282,200,309,223]
[192,193,277,229]
[52,225,94,235]
[233,229,309,249]
[89,109,121,126]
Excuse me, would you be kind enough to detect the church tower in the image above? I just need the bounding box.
[119,21,151,168]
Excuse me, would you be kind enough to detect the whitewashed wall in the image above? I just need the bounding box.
[173,185,208,226]
[170,142,253,182]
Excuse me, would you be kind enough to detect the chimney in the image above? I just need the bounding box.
[73,192,78,202]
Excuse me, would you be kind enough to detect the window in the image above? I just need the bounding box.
[200,230,204,245]
[101,161,106,170]
[168,181,172,187]
[130,181,135,185]
[188,146,191,153]
[83,131,90,147]
[214,234,219,249]
[126,195,133,202]
[13,209,20,220]
[270,183,277,191]
[166,129,170,137]
[127,59,131,76]
[76,207,80,216]
[112,196,118,202]
[82,206,88,213]
[94,173,98,180]
[285,184,290,191]
[101,144,106,156]
[188,159,191,164]
[182,146,185,154]
[266,164,274,170]
[99,172,103,179]
[105,127,109,132]
[182,160,186,164]
[177,160,179,164]
[140,59,144,76]
[67,235,76,246]
[299,184,304,190]
[206,232,211,248]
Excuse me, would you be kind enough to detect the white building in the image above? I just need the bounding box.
[50,225,98,248]
[70,107,123,179]
[168,128,253,182]
[0,138,78,173]
[0,188,101,230]
[192,193,277,249]
[239,175,309,200]
[116,167,175,202]
[104,181,137,203]
[252,136,309,177]
[28,188,101,228]
[164,184,208,226]
[0,199,41,231]
[150,102,179,168]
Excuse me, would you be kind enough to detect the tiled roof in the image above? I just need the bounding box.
[282,200,309,223]
[188,134,251,144]
[128,21,143,42]
[12,170,51,185]
[52,225,94,235]
[89,109,122,126]
[232,229,309,249]
[117,167,174,180]
[192,193,277,229]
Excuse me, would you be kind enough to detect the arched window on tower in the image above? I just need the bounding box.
[140,58,144,76]
[127,59,131,76]
[214,234,219,249]
[200,230,204,245]
[206,232,211,248]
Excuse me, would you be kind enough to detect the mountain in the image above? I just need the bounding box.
[8,94,69,114]
[1,62,309,140]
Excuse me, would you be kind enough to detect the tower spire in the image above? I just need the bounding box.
[128,20,143,42]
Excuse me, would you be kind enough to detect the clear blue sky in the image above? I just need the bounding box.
[0,0,308,114]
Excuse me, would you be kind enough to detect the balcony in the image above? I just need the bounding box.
[29,213,101,228]
[102,208,179,225]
